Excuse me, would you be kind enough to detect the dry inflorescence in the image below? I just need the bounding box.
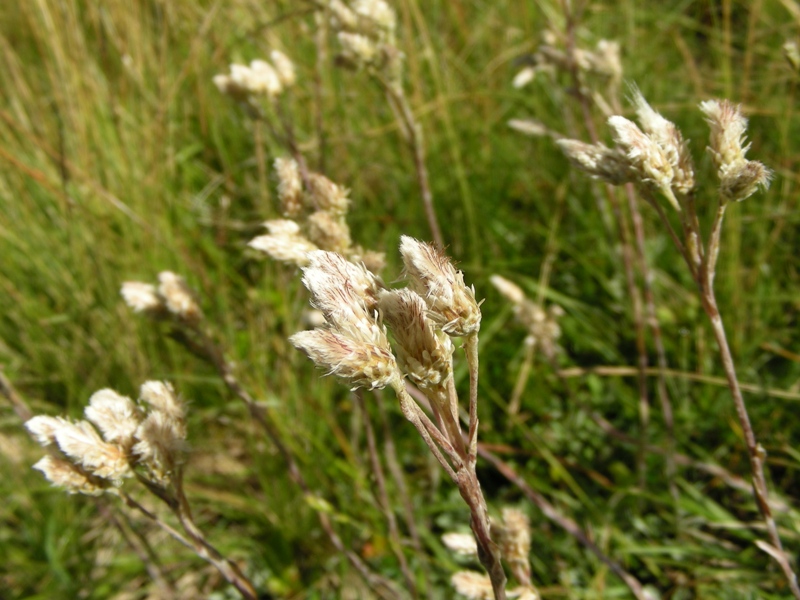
[290,236,507,598]
[27,382,185,494]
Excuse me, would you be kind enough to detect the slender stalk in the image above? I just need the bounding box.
[380,78,444,249]
[172,473,258,600]
[477,446,648,600]
[373,389,432,597]
[463,334,480,463]
[644,188,800,597]
[189,327,401,600]
[355,391,419,599]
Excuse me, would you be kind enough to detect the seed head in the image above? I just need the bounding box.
[290,328,398,390]
[249,228,319,267]
[607,115,678,208]
[85,389,141,446]
[270,50,296,87]
[493,507,532,586]
[307,211,352,254]
[399,236,481,337]
[303,251,382,317]
[352,0,396,37]
[699,99,772,202]
[121,282,165,316]
[451,571,493,600]
[442,532,478,557]
[306,172,351,215]
[720,159,772,202]
[53,420,131,482]
[26,415,70,446]
[158,272,203,325]
[337,32,379,66]
[132,410,186,484]
[556,139,631,185]
[631,88,695,195]
[327,0,359,30]
[139,381,186,438]
[275,158,304,217]
[33,456,108,496]
[379,289,454,390]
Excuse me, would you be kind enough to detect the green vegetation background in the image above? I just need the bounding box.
[2,1,800,598]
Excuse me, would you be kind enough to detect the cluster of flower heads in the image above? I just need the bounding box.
[26,382,187,495]
[290,237,480,406]
[248,158,385,273]
[490,276,563,361]
[558,90,772,206]
[213,50,296,103]
[443,507,539,600]
[324,0,399,73]
[121,271,203,327]
[512,30,622,91]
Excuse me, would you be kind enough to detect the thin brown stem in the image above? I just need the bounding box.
[464,334,480,464]
[380,78,444,249]
[190,327,401,600]
[0,367,33,422]
[172,474,258,600]
[355,391,419,599]
[477,446,647,600]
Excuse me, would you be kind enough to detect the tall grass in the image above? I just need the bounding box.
[2,1,800,598]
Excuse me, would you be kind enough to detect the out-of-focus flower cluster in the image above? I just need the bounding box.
[213,50,296,105]
[121,271,203,327]
[444,507,539,600]
[490,276,563,361]
[557,90,771,207]
[324,0,399,73]
[248,158,385,273]
[26,382,187,495]
[512,30,621,93]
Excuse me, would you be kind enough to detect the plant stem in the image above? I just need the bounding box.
[381,79,444,249]
[355,391,419,599]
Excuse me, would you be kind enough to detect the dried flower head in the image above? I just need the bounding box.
[699,99,772,202]
[249,229,319,267]
[306,172,351,215]
[451,571,493,600]
[33,456,108,496]
[379,289,454,390]
[352,0,396,37]
[327,0,359,30]
[337,32,379,66]
[493,507,532,586]
[157,272,203,325]
[350,247,387,273]
[556,139,631,185]
[588,39,622,80]
[26,415,70,446]
[275,158,304,217]
[607,115,679,209]
[307,211,352,254]
[85,389,141,446]
[121,282,165,316]
[631,88,695,195]
[290,327,398,390]
[139,381,186,438]
[442,532,478,557]
[400,236,481,337]
[270,50,296,87]
[53,420,131,482]
[133,410,186,484]
[303,250,382,316]
[512,67,537,89]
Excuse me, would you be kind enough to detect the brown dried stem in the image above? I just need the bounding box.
[183,325,402,600]
[355,390,419,599]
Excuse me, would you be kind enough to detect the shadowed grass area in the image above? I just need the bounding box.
[2,0,800,598]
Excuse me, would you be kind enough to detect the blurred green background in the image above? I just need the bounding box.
[2,1,800,598]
